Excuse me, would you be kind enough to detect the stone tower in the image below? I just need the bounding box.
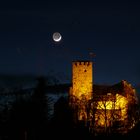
[70,61,93,100]
[69,60,93,122]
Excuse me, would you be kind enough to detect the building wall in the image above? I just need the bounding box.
[69,61,138,131]
[94,94,128,127]
[71,61,93,100]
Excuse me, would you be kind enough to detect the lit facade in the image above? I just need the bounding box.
[69,60,139,134]
[70,61,93,100]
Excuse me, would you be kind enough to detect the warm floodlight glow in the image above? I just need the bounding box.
[69,61,139,134]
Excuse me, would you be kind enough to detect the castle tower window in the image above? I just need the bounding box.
[107,93,111,96]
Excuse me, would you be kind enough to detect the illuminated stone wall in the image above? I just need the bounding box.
[69,61,138,133]
[94,94,128,127]
[71,61,93,100]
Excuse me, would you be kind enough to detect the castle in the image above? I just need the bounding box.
[69,60,139,134]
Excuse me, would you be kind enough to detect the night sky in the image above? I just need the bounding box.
[0,0,140,86]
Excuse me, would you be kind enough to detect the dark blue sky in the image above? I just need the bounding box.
[0,0,140,86]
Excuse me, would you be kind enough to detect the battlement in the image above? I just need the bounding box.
[72,61,92,66]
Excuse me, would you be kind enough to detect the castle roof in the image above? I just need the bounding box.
[45,80,134,98]
[93,80,126,97]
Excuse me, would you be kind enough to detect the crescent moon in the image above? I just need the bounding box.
[53,32,62,42]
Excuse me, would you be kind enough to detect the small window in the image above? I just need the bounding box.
[107,93,111,96]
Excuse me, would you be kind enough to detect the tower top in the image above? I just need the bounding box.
[72,61,92,66]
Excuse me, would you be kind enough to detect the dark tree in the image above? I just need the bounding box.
[6,90,31,140]
[29,76,49,140]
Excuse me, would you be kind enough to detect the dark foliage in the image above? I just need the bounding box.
[0,76,50,140]
[27,76,49,140]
